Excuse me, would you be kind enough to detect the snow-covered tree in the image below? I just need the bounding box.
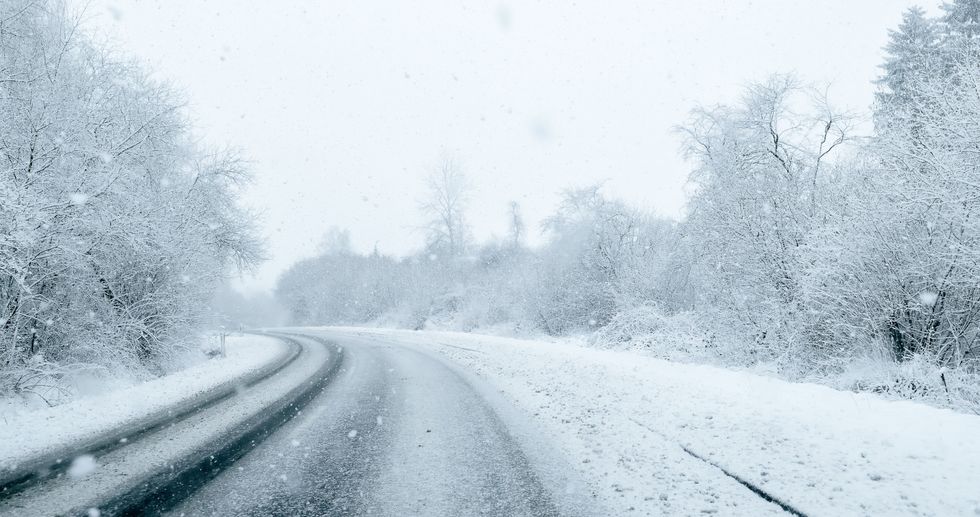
[942,0,980,40]
[522,186,676,334]
[680,76,852,362]
[806,22,980,368]
[275,247,405,326]
[876,7,940,113]
[0,1,260,399]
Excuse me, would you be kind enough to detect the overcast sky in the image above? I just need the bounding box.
[79,0,936,294]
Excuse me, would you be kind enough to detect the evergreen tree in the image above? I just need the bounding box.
[876,7,938,111]
[941,0,980,40]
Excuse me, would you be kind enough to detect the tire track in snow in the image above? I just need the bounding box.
[628,417,807,517]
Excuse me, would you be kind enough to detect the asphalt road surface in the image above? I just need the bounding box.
[166,330,593,517]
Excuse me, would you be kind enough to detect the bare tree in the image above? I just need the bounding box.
[506,201,525,248]
[419,158,472,258]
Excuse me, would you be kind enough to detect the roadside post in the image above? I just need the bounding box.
[219,326,227,358]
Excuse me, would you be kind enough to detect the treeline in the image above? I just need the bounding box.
[277,188,682,334]
[278,2,980,408]
[0,2,260,400]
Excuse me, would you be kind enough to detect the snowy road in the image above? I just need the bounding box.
[0,334,335,516]
[6,328,974,516]
[168,331,593,516]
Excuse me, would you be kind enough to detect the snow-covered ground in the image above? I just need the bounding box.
[321,327,980,517]
[0,335,288,477]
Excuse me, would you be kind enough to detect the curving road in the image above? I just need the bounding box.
[165,330,592,517]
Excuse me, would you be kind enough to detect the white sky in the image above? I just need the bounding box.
[78,0,936,294]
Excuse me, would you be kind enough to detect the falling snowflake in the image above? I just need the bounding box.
[918,291,938,307]
[68,454,98,478]
[69,193,89,206]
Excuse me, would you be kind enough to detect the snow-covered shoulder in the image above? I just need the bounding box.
[0,335,289,475]
[322,327,980,516]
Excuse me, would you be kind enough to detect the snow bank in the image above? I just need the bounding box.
[0,335,288,476]
[324,327,980,516]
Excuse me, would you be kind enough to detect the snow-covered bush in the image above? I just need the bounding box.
[593,306,742,365]
[833,353,980,414]
[592,306,683,350]
[591,305,669,349]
